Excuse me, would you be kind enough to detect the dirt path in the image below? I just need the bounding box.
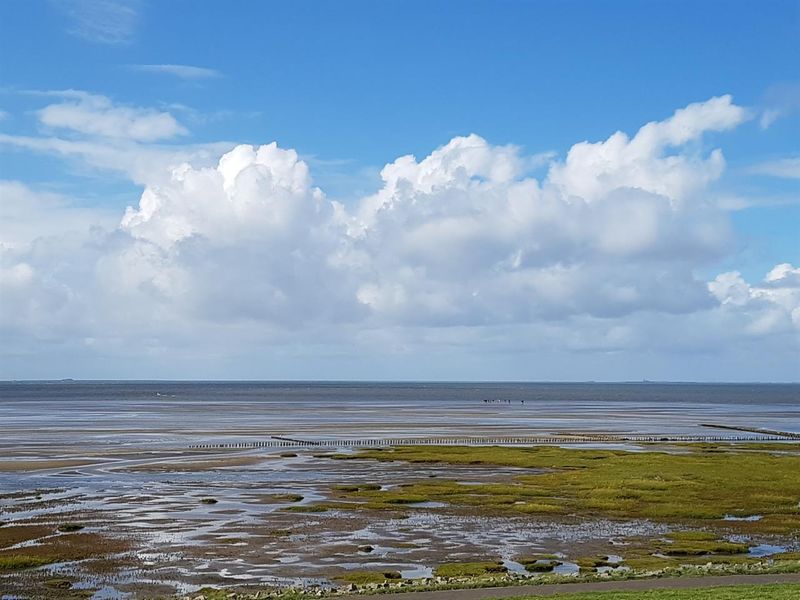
[341,573,800,599]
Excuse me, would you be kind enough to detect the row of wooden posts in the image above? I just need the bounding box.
[189,433,791,450]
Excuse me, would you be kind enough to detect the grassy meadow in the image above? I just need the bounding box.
[514,583,800,600]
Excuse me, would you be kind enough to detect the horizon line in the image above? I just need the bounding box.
[2,379,798,385]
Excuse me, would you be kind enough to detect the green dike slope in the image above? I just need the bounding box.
[509,584,800,600]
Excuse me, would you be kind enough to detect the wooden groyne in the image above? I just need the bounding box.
[700,423,800,439]
[189,433,796,450]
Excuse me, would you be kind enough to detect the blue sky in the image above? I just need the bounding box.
[0,1,798,380]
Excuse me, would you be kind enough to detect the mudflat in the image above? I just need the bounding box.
[2,441,800,598]
[2,382,799,598]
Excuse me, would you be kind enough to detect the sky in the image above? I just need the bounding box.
[0,0,798,381]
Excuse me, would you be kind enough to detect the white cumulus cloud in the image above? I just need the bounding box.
[346,98,741,326]
[0,180,117,249]
[548,95,747,203]
[709,267,800,335]
[1,94,798,378]
[38,91,187,142]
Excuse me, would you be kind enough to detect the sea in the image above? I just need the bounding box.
[2,381,799,452]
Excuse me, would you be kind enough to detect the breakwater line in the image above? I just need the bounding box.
[700,423,800,439]
[189,433,795,449]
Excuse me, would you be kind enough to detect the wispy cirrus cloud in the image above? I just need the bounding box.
[51,0,141,45]
[759,82,800,129]
[127,64,222,80]
[0,90,232,184]
[749,157,800,179]
[0,132,234,185]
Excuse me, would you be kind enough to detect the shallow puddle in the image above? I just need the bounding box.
[749,544,786,557]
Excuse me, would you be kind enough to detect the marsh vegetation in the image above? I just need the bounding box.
[2,442,798,598]
[323,443,800,531]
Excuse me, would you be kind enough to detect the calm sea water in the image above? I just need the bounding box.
[1,381,798,451]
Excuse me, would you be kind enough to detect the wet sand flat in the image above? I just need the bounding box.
[0,459,103,472]
[1,381,799,598]
[2,441,800,598]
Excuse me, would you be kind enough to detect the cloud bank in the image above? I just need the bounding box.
[2,95,798,379]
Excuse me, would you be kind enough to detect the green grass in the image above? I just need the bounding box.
[508,583,800,600]
[775,552,800,561]
[621,555,680,571]
[323,444,800,532]
[434,561,508,578]
[659,541,748,557]
[518,553,561,562]
[653,532,749,557]
[280,505,327,513]
[575,556,616,571]
[0,554,54,569]
[332,483,382,492]
[43,578,73,589]
[265,493,304,502]
[335,570,401,584]
[668,532,719,542]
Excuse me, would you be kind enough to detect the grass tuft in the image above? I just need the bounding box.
[0,554,54,570]
[433,561,507,578]
[335,570,401,584]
